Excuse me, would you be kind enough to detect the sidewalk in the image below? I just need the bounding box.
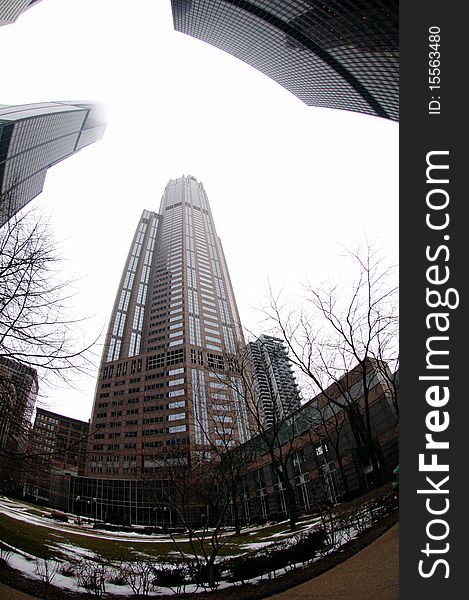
[269,523,399,600]
[0,582,38,599]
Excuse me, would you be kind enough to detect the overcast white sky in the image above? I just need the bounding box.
[0,0,398,422]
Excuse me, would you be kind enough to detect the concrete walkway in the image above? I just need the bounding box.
[269,523,399,599]
[0,582,39,599]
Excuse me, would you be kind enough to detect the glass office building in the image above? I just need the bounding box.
[0,0,42,25]
[0,102,106,226]
[171,0,399,121]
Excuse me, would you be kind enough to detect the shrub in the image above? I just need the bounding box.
[228,554,272,582]
[122,560,157,596]
[35,558,59,584]
[60,564,76,578]
[288,529,326,564]
[76,559,108,597]
[265,548,287,575]
[190,562,222,589]
[50,510,68,522]
[153,566,187,595]
[107,565,127,586]
[228,528,326,582]
[0,543,13,565]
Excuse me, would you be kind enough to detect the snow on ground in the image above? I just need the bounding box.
[2,544,230,597]
[53,543,98,560]
[238,541,272,551]
[268,518,322,539]
[0,497,188,543]
[0,528,364,597]
[0,496,322,547]
[0,495,371,596]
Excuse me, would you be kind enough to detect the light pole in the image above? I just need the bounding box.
[75,495,81,523]
[87,498,97,521]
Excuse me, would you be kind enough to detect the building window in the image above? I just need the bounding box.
[207,353,224,370]
[167,349,184,365]
[167,413,186,421]
[130,359,142,374]
[168,425,187,434]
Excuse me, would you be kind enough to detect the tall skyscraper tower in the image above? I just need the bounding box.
[86,175,250,478]
[171,0,399,121]
[0,0,42,25]
[247,334,301,427]
[0,102,106,226]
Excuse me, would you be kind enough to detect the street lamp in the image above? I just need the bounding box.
[73,496,81,517]
[163,506,169,531]
[86,498,97,521]
[74,496,81,522]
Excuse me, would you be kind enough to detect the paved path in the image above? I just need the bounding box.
[269,523,399,599]
[0,582,39,599]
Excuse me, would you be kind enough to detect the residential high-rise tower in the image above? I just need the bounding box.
[247,334,301,427]
[0,102,106,226]
[171,0,399,121]
[86,175,250,479]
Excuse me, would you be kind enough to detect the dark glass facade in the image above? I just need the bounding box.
[0,0,43,26]
[0,102,106,226]
[171,0,399,121]
[70,477,174,526]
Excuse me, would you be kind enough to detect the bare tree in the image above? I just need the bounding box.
[132,379,257,590]
[0,201,97,379]
[219,347,303,532]
[305,398,350,499]
[121,558,157,597]
[141,435,245,590]
[265,245,399,489]
[0,198,99,493]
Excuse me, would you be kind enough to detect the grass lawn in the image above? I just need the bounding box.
[0,500,317,564]
[0,513,57,559]
[0,486,391,567]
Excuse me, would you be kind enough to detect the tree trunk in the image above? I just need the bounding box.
[231,486,241,535]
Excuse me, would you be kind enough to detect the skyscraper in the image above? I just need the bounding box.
[86,175,250,479]
[0,102,106,226]
[247,334,301,427]
[0,356,38,493]
[0,0,42,25]
[171,0,399,121]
